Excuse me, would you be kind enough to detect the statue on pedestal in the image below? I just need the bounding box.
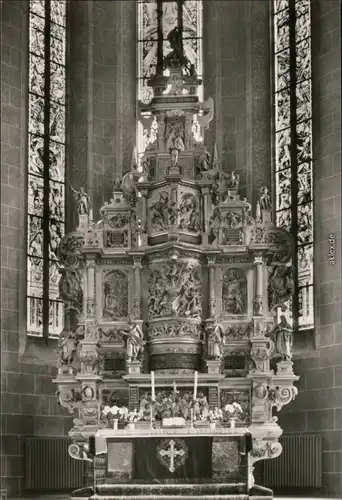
[163,27,190,71]
[167,128,185,168]
[259,186,271,211]
[267,315,293,361]
[206,318,224,360]
[58,326,79,367]
[120,316,145,362]
[70,184,91,216]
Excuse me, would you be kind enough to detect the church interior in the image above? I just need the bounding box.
[1,1,341,499]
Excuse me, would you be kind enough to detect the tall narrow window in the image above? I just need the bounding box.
[273,0,314,331]
[136,0,203,155]
[27,0,66,339]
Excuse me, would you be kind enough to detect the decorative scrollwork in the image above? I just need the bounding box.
[68,443,93,462]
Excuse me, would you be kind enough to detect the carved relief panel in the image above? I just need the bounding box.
[221,268,248,316]
[102,270,130,321]
[178,189,201,235]
[147,261,202,319]
[148,188,171,234]
[105,213,130,249]
[220,389,251,425]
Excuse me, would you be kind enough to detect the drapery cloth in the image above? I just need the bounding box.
[133,437,213,481]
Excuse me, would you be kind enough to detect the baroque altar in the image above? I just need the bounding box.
[54,12,298,500]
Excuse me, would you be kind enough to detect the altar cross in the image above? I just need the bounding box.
[158,439,185,473]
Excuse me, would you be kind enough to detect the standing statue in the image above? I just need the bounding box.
[267,315,293,361]
[268,265,294,310]
[120,316,145,362]
[163,26,190,70]
[198,148,211,173]
[167,129,185,168]
[259,186,271,211]
[227,171,240,190]
[207,318,224,360]
[69,184,91,215]
[58,327,78,366]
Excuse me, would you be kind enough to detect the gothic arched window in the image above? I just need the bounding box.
[27,0,66,339]
[273,0,314,332]
[136,0,203,155]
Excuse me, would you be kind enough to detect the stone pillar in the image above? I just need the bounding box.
[200,183,211,245]
[207,257,216,317]
[253,256,264,316]
[133,258,142,319]
[140,188,148,228]
[203,1,222,150]
[115,0,136,177]
[245,1,271,206]
[68,0,95,230]
[95,268,102,322]
[86,260,96,317]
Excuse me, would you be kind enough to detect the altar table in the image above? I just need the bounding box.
[95,427,249,484]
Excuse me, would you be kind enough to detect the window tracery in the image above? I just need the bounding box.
[27,0,66,339]
[273,0,314,331]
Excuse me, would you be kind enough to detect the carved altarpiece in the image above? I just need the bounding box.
[54,5,299,499]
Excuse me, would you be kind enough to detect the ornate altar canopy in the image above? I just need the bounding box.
[54,3,299,499]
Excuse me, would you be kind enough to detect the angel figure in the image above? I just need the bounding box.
[120,316,145,362]
[70,184,91,215]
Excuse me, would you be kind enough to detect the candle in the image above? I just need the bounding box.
[193,370,198,401]
[151,371,155,401]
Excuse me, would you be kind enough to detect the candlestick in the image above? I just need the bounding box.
[151,371,155,401]
[150,401,153,429]
[193,370,198,401]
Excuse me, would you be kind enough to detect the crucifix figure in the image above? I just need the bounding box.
[158,439,186,473]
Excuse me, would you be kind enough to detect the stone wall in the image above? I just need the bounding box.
[1,1,73,496]
[204,1,271,205]
[278,1,341,497]
[68,0,136,220]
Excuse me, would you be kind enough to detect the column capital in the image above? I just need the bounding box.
[206,256,217,266]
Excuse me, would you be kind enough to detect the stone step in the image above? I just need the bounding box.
[90,496,250,500]
[95,483,247,496]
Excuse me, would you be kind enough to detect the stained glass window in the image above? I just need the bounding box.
[136,0,203,155]
[27,0,66,339]
[273,0,314,331]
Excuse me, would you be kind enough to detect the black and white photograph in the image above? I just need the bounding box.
[0,1,341,500]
